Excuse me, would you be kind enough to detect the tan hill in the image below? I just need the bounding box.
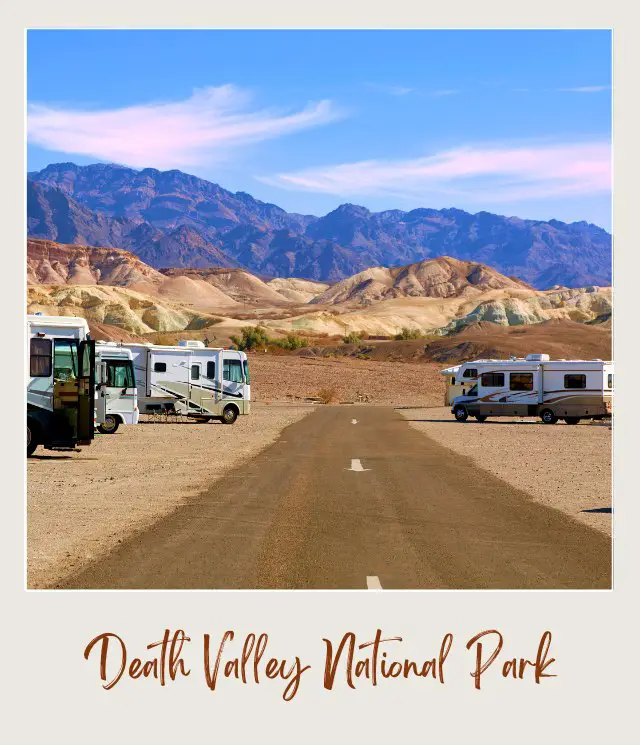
[159,267,296,306]
[27,238,241,310]
[27,238,165,287]
[311,256,531,305]
[266,277,330,303]
[87,322,142,343]
[265,285,612,337]
[27,285,221,335]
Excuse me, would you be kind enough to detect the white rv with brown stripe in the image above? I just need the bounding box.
[449,354,613,424]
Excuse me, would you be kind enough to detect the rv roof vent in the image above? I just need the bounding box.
[525,353,550,362]
[178,339,205,348]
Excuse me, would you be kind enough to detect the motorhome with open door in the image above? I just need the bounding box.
[122,340,250,424]
[450,354,613,424]
[27,314,99,456]
[95,342,139,434]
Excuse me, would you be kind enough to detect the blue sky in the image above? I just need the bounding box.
[27,30,612,229]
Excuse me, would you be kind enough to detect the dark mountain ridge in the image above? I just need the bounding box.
[27,162,612,287]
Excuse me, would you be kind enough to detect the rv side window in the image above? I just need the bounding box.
[480,372,504,387]
[608,373,613,389]
[463,368,477,378]
[564,374,586,389]
[510,373,534,391]
[223,359,244,383]
[206,361,216,379]
[451,377,456,385]
[191,364,200,380]
[30,338,52,377]
[154,362,166,373]
[243,360,250,384]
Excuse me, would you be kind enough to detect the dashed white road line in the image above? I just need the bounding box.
[347,458,370,472]
[367,576,383,590]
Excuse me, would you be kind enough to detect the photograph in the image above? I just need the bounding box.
[25,28,613,590]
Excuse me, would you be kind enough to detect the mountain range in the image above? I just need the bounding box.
[27,162,612,288]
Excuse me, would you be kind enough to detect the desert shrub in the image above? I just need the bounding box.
[230,326,271,351]
[342,331,363,344]
[317,387,337,404]
[394,327,422,340]
[273,333,309,350]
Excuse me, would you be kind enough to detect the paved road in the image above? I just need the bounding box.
[59,406,611,589]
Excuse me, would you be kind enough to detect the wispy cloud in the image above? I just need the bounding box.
[258,141,611,205]
[429,89,459,97]
[27,85,344,170]
[557,86,610,93]
[366,83,415,96]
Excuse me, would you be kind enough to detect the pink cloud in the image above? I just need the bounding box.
[259,141,611,203]
[28,85,343,170]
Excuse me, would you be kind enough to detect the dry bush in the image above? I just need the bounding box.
[317,387,337,404]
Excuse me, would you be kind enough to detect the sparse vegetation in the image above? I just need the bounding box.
[230,326,270,351]
[274,333,309,350]
[316,387,337,404]
[342,331,363,344]
[394,327,423,340]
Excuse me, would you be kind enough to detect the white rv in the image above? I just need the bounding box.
[122,340,250,424]
[450,354,613,424]
[27,314,100,456]
[95,342,139,434]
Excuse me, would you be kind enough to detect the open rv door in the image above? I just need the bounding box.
[77,339,96,444]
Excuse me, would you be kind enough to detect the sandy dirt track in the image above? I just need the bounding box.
[58,406,610,590]
[27,404,312,588]
[400,407,612,536]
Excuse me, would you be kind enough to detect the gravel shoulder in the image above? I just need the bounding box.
[399,407,612,536]
[27,404,312,588]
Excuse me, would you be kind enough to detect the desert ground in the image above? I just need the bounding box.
[27,404,312,588]
[400,408,612,536]
[249,355,445,406]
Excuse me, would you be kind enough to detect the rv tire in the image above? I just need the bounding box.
[222,405,239,425]
[540,409,558,425]
[564,417,581,425]
[97,415,120,434]
[27,419,39,457]
[474,415,488,423]
[453,406,468,422]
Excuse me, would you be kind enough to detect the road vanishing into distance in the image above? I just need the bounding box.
[59,407,611,590]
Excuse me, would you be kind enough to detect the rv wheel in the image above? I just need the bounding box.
[540,409,558,425]
[564,417,581,425]
[27,420,38,457]
[222,405,239,425]
[454,406,468,422]
[97,415,120,434]
[475,415,488,423]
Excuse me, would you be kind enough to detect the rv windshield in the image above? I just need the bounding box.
[106,360,135,388]
[53,339,79,380]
